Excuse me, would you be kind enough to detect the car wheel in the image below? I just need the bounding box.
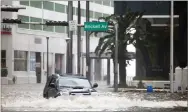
[45,93,49,99]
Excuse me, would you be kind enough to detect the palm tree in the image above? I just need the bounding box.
[93,8,151,86]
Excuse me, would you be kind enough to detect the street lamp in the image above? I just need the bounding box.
[46,37,49,80]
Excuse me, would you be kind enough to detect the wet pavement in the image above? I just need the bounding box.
[1,83,188,111]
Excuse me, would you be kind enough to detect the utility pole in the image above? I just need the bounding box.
[187,1,188,111]
[86,1,91,81]
[67,1,73,73]
[77,1,81,74]
[46,37,49,80]
[114,23,119,92]
[170,0,174,93]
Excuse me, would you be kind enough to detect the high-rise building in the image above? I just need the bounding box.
[114,1,187,79]
[1,1,114,84]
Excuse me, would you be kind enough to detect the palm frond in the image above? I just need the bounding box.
[95,34,113,52]
[99,36,115,55]
[95,35,115,56]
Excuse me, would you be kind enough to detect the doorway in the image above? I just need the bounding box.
[55,54,63,74]
[36,52,41,83]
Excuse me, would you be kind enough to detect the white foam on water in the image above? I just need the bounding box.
[2,84,187,111]
[2,92,187,111]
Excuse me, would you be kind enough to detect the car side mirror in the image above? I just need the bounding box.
[49,83,55,88]
[92,83,98,88]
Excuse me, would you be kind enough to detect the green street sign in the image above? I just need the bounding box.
[84,22,108,31]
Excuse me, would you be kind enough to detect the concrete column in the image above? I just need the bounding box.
[41,52,46,83]
[90,59,95,83]
[7,36,14,79]
[27,51,30,83]
[83,57,86,76]
[107,59,111,85]
[62,54,66,73]
[73,54,77,74]
[94,59,102,81]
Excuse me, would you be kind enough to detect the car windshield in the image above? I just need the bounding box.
[59,77,91,88]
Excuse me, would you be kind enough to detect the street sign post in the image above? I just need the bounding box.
[84,22,108,31]
[69,20,77,31]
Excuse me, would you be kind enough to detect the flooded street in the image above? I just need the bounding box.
[1,83,187,111]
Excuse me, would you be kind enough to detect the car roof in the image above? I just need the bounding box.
[59,74,87,79]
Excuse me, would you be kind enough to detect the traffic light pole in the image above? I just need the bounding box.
[77,1,81,74]
[67,1,73,74]
[86,1,91,81]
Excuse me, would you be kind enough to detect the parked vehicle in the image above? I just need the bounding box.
[43,74,98,99]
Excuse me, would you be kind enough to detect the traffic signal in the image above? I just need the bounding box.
[45,21,68,26]
[1,5,26,12]
[2,18,22,24]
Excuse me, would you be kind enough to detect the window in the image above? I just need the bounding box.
[55,26,66,33]
[17,15,29,29]
[103,1,111,6]
[43,19,54,32]
[75,7,78,15]
[55,3,66,13]
[30,52,36,71]
[43,1,54,11]
[81,9,85,17]
[90,11,94,18]
[1,50,7,77]
[95,12,102,19]
[1,50,6,68]
[20,1,29,6]
[103,13,109,17]
[30,1,42,8]
[95,1,102,5]
[65,5,68,13]
[30,17,42,30]
[14,51,28,71]
[73,7,76,15]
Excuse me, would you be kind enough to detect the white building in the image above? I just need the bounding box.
[1,0,120,84]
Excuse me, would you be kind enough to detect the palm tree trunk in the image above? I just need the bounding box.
[118,44,127,87]
[118,58,126,86]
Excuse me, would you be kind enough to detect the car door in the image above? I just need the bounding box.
[43,76,52,98]
[47,77,58,98]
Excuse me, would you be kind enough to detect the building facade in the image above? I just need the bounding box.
[1,0,117,84]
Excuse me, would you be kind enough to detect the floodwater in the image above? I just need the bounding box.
[1,83,187,111]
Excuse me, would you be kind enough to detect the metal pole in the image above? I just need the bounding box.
[107,59,111,85]
[186,1,188,112]
[170,0,174,93]
[67,1,73,73]
[86,1,91,81]
[77,1,81,74]
[114,23,118,92]
[0,3,1,88]
[46,37,49,80]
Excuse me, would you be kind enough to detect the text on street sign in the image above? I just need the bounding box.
[84,22,108,31]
